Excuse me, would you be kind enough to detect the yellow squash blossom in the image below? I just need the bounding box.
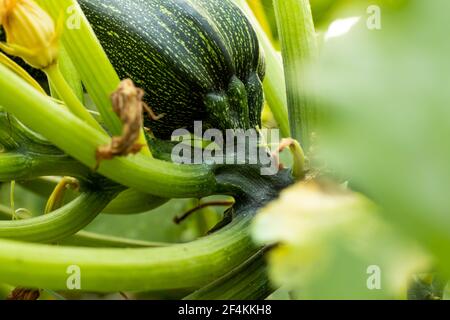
[0,0,60,69]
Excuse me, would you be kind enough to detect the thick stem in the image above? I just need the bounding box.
[52,45,84,102]
[0,159,293,293]
[0,206,169,248]
[0,64,216,198]
[0,211,256,292]
[184,247,272,300]
[45,64,103,132]
[0,191,117,243]
[273,0,318,150]
[38,0,122,135]
[18,178,168,216]
[39,0,151,158]
[0,153,90,182]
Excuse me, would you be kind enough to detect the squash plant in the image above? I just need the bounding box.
[0,0,301,299]
[0,0,448,300]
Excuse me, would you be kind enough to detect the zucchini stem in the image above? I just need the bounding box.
[273,0,318,150]
[38,0,152,157]
[0,64,216,198]
[0,210,256,292]
[44,64,104,132]
[0,152,91,182]
[184,247,273,300]
[0,191,118,243]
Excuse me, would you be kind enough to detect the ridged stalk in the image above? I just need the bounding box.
[0,153,90,182]
[273,0,318,149]
[0,191,117,243]
[0,212,256,292]
[38,0,150,155]
[0,64,216,198]
[45,63,103,131]
[184,248,272,300]
[0,206,167,248]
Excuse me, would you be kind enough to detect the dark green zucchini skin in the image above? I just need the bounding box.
[79,0,265,138]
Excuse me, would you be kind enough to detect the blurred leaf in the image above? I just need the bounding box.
[444,284,450,300]
[310,0,408,29]
[252,181,429,299]
[311,0,450,272]
[266,288,292,300]
[407,274,447,300]
[0,283,13,300]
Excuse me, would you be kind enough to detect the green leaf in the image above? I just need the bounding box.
[444,284,450,300]
[407,274,447,300]
[252,182,429,299]
[311,0,450,272]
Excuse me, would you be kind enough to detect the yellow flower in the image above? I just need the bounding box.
[0,0,60,69]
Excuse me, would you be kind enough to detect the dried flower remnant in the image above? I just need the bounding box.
[0,0,60,69]
[271,138,305,180]
[96,79,150,163]
[7,287,41,300]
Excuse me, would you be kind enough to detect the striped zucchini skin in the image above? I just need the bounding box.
[79,0,265,138]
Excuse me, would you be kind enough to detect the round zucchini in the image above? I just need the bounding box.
[79,0,265,138]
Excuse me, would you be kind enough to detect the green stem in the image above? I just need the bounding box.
[184,248,272,300]
[38,0,122,135]
[0,211,256,292]
[39,0,151,157]
[0,157,292,293]
[0,153,90,182]
[0,206,168,248]
[0,64,216,198]
[18,178,168,216]
[233,0,290,138]
[273,0,318,149]
[58,45,85,102]
[45,63,103,132]
[0,191,117,243]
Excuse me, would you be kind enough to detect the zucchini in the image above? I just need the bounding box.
[78,0,265,138]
